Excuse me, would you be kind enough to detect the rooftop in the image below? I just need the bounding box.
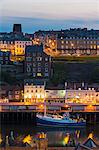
[25,45,43,53]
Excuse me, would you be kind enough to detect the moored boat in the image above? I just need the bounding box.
[36,113,86,128]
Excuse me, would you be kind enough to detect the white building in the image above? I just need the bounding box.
[66,88,99,104]
[24,80,45,103]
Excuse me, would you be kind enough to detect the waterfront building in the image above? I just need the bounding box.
[24,79,45,103]
[65,82,99,105]
[24,81,99,105]
[25,45,52,78]
[8,85,24,102]
[45,89,65,104]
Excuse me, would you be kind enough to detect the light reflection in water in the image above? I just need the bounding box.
[0,124,99,147]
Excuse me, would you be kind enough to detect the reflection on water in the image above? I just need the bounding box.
[0,124,99,147]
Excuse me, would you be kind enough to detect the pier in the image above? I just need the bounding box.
[0,102,99,124]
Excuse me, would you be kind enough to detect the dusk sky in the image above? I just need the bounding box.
[0,0,99,33]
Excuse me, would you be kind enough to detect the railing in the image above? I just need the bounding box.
[0,102,99,112]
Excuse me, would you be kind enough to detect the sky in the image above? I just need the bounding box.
[0,0,99,33]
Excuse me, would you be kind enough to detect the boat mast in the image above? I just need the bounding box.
[44,102,46,116]
[44,81,46,116]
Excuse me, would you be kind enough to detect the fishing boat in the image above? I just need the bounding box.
[36,105,86,127]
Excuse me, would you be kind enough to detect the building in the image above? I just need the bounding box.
[0,36,32,61]
[14,39,32,56]
[0,51,11,65]
[65,82,99,105]
[25,45,51,78]
[24,79,45,103]
[45,89,65,104]
[57,28,99,56]
[34,28,99,56]
[24,81,99,105]
[13,24,22,33]
[8,85,24,102]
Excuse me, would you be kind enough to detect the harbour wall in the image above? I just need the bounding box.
[0,112,99,124]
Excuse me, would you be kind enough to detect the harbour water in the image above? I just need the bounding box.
[1,124,99,147]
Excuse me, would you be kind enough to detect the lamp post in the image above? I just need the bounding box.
[65,82,68,104]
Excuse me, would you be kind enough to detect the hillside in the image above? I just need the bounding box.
[50,61,99,85]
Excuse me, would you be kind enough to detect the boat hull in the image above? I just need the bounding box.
[36,116,86,128]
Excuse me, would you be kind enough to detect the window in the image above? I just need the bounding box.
[33,73,36,77]
[45,68,48,72]
[45,73,49,77]
[38,68,41,72]
[66,41,68,44]
[45,63,48,66]
[61,45,64,49]
[45,57,48,61]
[33,68,36,72]
[87,41,89,44]
[0,52,3,56]
[5,57,8,60]
[38,63,41,66]
[90,46,93,49]
[37,73,42,76]
[66,46,68,49]
[37,57,42,61]
[61,40,64,44]
[26,57,32,61]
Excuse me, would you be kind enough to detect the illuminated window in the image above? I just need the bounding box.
[66,41,68,44]
[66,46,68,49]
[90,46,93,49]
[37,73,42,76]
[61,45,64,49]
[94,45,96,49]
[61,40,64,44]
